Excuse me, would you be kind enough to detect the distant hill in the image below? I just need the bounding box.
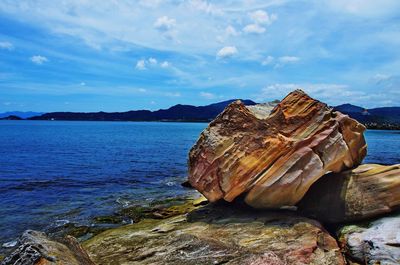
[6,100,400,130]
[29,99,257,122]
[0,115,23,120]
[0,111,43,119]
[334,104,400,130]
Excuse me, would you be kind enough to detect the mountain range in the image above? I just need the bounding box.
[26,99,257,122]
[1,100,400,129]
[334,104,400,129]
[0,111,43,119]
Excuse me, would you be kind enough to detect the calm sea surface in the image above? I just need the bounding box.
[0,121,399,245]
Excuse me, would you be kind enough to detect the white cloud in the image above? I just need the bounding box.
[372,73,391,83]
[243,24,266,34]
[200,91,215,99]
[148,57,158,65]
[324,0,400,17]
[256,83,368,106]
[261,56,274,65]
[135,59,146,70]
[216,46,238,59]
[80,82,86,86]
[136,57,170,70]
[243,10,276,35]
[165,92,181,97]
[0,41,14,50]
[278,56,300,63]
[225,25,239,37]
[160,61,170,68]
[139,0,162,8]
[154,16,177,39]
[189,0,223,16]
[30,55,48,65]
[138,88,147,92]
[249,10,278,25]
[217,25,239,43]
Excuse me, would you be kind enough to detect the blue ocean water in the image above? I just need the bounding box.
[0,121,399,245]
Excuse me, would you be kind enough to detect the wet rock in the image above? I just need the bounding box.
[118,196,208,222]
[298,164,400,222]
[181,180,193,188]
[188,90,366,208]
[83,202,345,265]
[0,230,94,265]
[338,213,400,264]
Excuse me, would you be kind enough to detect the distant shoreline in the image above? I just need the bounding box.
[1,119,400,130]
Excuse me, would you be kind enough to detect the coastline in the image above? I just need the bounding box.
[2,119,400,130]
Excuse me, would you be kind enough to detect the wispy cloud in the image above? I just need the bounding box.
[135,57,171,70]
[243,24,266,34]
[135,59,146,70]
[0,41,14,50]
[154,16,177,39]
[30,55,48,65]
[200,91,216,99]
[278,56,300,63]
[249,10,277,25]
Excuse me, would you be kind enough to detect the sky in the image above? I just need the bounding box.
[0,0,399,112]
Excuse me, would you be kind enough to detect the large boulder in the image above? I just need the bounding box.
[1,230,94,265]
[298,164,400,222]
[188,90,367,208]
[83,201,345,265]
[338,214,400,264]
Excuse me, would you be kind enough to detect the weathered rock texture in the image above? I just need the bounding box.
[298,164,400,222]
[1,230,94,265]
[338,214,400,264]
[83,201,345,265]
[188,90,367,208]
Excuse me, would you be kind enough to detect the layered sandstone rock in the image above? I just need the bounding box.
[83,201,345,265]
[298,164,400,222]
[188,90,367,208]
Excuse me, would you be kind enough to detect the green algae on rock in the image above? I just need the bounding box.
[83,201,345,265]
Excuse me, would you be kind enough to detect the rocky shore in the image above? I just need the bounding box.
[2,90,400,265]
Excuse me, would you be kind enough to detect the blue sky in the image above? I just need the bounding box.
[0,0,399,112]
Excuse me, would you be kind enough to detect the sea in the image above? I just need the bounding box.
[0,120,399,247]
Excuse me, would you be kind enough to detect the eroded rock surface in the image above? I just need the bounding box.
[188,90,367,208]
[338,214,400,264]
[83,201,345,265]
[1,230,94,265]
[298,164,400,222]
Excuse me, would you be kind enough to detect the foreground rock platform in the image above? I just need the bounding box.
[83,200,345,265]
[298,164,400,223]
[189,89,367,208]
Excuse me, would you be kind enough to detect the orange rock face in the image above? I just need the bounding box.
[188,90,367,208]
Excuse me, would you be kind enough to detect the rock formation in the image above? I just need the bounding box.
[83,200,345,265]
[338,214,400,264]
[188,90,367,208]
[298,164,400,222]
[0,230,94,265]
